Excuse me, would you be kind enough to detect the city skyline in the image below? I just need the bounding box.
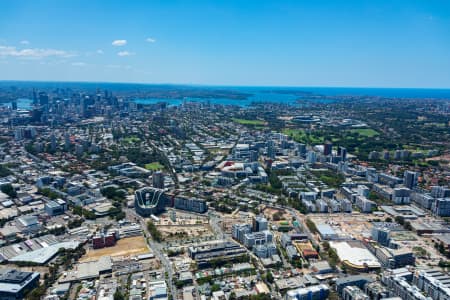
[1,0,450,88]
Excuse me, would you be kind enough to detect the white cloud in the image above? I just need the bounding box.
[0,45,76,59]
[112,39,127,46]
[146,37,156,43]
[117,51,134,57]
[71,62,87,66]
[20,40,30,45]
[96,49,104,54]
[106,64,133,70]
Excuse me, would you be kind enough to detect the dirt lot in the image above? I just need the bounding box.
[80,236,149,262]
[158,224,214,241]
[308,213,374,240]
[262,207,290,221]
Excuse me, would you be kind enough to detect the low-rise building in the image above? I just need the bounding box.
[0,269,40,299]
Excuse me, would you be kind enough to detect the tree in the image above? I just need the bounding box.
[147,220,162,242]
[404,221,412,231]
[0,184,16,198]
[395,216,405,226]
[265,271,274,283]
[0,165,12,177]
[211,284,221,292]
[113,290,124,300]
[272,211,283,221]
[306,218,318,234]
[73,206,83,216]
[26,285,46,300]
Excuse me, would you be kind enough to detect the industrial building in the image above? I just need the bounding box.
[316,223,338,240]
[330,241,381,271]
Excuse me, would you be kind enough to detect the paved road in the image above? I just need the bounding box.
[125,208,177,299]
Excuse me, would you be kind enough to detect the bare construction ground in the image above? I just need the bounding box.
[80,236,149,262]
[158,224,214,241]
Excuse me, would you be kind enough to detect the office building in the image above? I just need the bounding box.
[232,224,252,244]
[414,269,450,300]
[431,186,450,198]
[336,276,374,295]
[134,187,167,217]
[44,199,67,216]
[252,215,268,232]
[371,222,402,247]
[342,286,369,300]
[152,171,165,189]
[253,243,277,258]
[39,92,49,106]
[174,196,207,213]
[285,284,329,300]
[382,270,427,300]
[432,198,450,217]
[404,171,419,189]
[392,187,411,204]
[297,143,306,156]
[243,231,273,248]
[306,151,317,164]
[267,140,276,159]
[188,240,247,268]
[323,142,332,156]
[0,269,40,300]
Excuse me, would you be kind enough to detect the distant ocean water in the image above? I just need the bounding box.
[134,86,450,107]
[0,98,33,109]
[1,81,449,108]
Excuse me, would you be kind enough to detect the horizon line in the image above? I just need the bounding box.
[0,79,450,90]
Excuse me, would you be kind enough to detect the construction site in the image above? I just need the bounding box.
[308,213,374,240]
[80,236,150,262]
[154,209,214,242]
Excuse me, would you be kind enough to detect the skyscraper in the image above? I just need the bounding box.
[39,92,49,106]
[297,143,306,156]
[323,142,332,156]
[403,171,418,189]
[339,146,347,161]
[267,140,275,159]
[50,134,57,152]
[152,171,165,189]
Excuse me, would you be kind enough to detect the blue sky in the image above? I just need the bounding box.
[0,0,449,88]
